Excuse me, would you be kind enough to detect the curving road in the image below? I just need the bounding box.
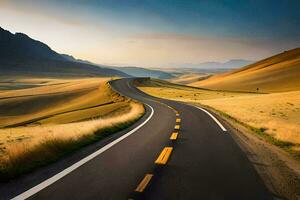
[2,78,272,200]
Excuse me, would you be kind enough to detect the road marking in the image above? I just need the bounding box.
[135,174,153,192]
[174,125,180,130]
[155,147,173,165]
[166,105,178,113]
[12,104,155,200]
[176,118,181,123]
[195,106,227,132]
[170,132,178,140]
[161,103,178,114]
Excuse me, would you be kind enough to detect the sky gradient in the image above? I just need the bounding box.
[1,0,299,67]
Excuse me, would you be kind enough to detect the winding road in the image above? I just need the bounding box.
[1,78,272,200]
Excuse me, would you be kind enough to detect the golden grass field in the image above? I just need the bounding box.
[190,48,300,92]
[0,78,126,128]
[1,101,144,165]
[0,77,144,178]
[138,80,300,153]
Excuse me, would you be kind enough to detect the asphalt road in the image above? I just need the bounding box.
[2,78,272,200]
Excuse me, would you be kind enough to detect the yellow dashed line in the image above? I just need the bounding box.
[135,174,153,192]
[170,132,178,140]
[130,94,184,197]
[155,147,173,165]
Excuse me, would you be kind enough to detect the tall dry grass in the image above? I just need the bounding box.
[0,102,144,180]
[199,91,300,145]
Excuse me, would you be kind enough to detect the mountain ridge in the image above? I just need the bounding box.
[0,27,129,77]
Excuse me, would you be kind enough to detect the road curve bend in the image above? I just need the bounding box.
[3,78,271,200]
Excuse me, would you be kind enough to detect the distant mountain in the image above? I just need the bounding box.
[111,66,175,79]
[177,59,254,69]
[0,27,129,77]
[191,48,300,92]
[0,27,64,61]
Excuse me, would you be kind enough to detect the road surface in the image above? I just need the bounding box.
[1,78,272,200]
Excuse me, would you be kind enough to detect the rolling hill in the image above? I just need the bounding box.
[190,48,300,92]
[0,27,129,77]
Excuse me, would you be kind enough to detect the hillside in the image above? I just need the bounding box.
[0,77,144,180]
[111,66,174,79]
[0,78,132,128]
[169,73,209,84]
[190,48,300,92]
[0,27,129,77]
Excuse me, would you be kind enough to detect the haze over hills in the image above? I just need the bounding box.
[173,59,254,69]
[154,59,254,76]
[190,48,300,92]
[110,66,175,79]
[0,27,129,77]
[59,54,173,79]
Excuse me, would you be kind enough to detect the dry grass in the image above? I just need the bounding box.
[0,101,144,180]
[0,78,126,127]
[0,77,146,179]
[1,102,143,158]
[0,78,103,97]
[199,91,300,145]
[138,79,300,153]
[139,79,258,101]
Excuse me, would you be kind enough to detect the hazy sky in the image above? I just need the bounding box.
[1,0,300,67]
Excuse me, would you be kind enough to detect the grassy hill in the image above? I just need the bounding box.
[169,73,210,84]
[0,78,126,128]
[190,48,300,92]
[0,77,144,179]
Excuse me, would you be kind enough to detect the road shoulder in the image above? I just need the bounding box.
[200,104,300,200]
[0,105,151,200]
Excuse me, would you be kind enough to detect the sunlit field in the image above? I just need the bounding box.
[200,91,300,145]
[0,78,123,127]
[0,77,144,179]
[138,79,300,153]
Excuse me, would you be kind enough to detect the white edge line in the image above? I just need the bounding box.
[12,104,154,200]
[194,106,227,132]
